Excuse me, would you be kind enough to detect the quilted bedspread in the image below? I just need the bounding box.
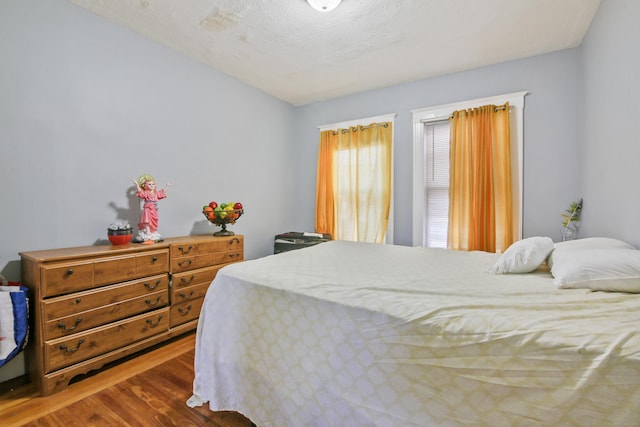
[188,241,640,426]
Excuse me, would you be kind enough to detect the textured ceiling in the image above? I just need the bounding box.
[68,0,601,106]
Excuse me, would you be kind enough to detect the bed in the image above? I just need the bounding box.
[187,238,640,426]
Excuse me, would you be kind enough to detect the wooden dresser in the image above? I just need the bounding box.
[20,234,243,396]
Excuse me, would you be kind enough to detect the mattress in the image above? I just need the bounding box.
[188,240,640,426]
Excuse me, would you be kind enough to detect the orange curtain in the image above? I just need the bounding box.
[447,104,513,252]
[315,123,392,243]
[315,130,336,237]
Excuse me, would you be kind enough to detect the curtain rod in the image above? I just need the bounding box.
[420,104,508,124]
[332,122,390,135]
[448,104,507,119]
[318,113,396,131]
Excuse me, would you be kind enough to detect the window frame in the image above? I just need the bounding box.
[411,92,527,247]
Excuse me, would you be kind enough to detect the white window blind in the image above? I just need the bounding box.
[424,120,450,248]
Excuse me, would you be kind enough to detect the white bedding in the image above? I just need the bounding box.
[188,240,640,426]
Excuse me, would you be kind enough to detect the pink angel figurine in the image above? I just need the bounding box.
[133,173,171,243]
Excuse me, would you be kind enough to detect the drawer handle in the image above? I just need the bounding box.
[178,245,193,255]
[58,317,83,332]
[180,275,195,285]
[145,296,162,307]
[144,280,161,290]
[146,315,163,327]
[75,298,82,304]
[178,260,193,268]
[178,304,192,316]
[228,253,241,259]
[59,339,84,353]
[178,290,194,299]
[152,256,158,262]
[229,238,240,245]
[66,268,74,276]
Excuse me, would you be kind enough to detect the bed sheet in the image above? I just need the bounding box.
[188,241,640,426]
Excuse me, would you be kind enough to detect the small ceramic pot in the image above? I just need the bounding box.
[108,229,133,245]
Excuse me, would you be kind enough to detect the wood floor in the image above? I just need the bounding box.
[0,333,254,426]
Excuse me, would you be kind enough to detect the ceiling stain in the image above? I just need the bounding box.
[200,4,250,33]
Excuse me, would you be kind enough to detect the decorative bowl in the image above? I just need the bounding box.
[202,209,244,236]
[107,228,133,245]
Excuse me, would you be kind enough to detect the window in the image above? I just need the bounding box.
[317,114,396,243]
[411,92,527,247]
[335,142,388,240]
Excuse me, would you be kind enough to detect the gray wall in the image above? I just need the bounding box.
[294,49,582,246]
[580,0,640,246]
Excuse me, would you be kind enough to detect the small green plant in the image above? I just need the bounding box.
[561,198,583,241]
[561,199,583,227]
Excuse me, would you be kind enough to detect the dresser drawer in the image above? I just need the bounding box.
[45,308,169,372]
[41,261,95,297]
[172,265,225,290]
[171,250,243,273]
[170,297,205,327]
[171,236,243,258]
[43,274,169,321]
[171,282,209,305]
[93,254,137,287]
[44,288,168,340]
[135,250,169,277]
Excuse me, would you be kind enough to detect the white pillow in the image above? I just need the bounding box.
[551,248,640,293]
[487,236,554,274]
[547,237,635,269]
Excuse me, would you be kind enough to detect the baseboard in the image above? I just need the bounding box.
[0,375,29,395]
